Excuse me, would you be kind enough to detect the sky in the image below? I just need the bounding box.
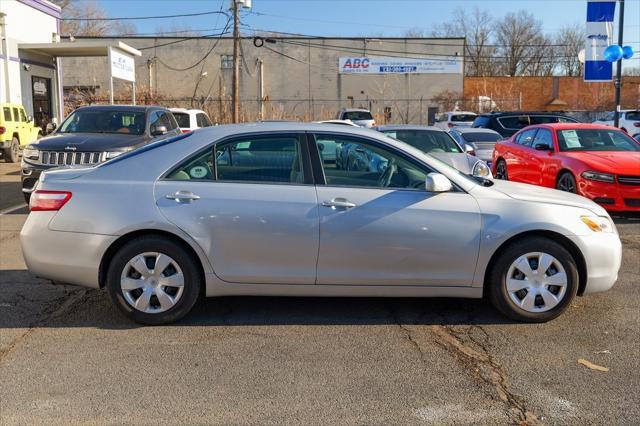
[97,0,639,63]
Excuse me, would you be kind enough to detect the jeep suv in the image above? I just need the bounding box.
[471,112,579,137]
[1,103,42,163]
[21,105,180,202]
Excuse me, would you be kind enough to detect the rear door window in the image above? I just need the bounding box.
[196,113,212,127]
[3,107,11,122]
[12,108,20,122]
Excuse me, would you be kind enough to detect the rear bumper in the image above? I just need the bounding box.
[578,178,640,212]
[568,232,622,294]
[20,212,117,288]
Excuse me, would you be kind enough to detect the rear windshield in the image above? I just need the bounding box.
[381,129,462,154]
[58,110,146,135]
[626,111,640,121]
[460,132,501,143]
[343,111,373,121]
[557,129,640,152]
[451,114,476,122]
[173,113,190,128]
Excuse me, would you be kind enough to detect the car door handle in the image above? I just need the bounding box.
[322,198,356,209]
[165,190,201,203]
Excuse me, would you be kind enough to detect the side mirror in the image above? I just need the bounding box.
[317,143,325,152]
[45,122,56,134]
[151,125,168,136]
[27,116,33,123]
[425,173,452,193]
[464,144,476,156]
[534,143,552,151]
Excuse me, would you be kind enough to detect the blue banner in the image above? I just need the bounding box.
[585,1,616,82]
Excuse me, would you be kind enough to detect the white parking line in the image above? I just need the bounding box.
[0,203,27,215]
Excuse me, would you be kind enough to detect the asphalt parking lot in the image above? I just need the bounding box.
[0,161,638,425]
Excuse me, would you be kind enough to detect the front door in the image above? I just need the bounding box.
[31,76,52,130]
[313,133,482,286]
[155,133,320,284]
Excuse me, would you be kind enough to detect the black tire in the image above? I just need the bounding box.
[106,236,202,325]
[486,237,579,323]
[495,159,508,180]
[4,137,19,163]
[556,172,577,193]
[23,193,31,205]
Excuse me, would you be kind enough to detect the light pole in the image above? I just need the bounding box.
[613,0,624,128]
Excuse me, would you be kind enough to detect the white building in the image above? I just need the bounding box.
[0,0,62,128]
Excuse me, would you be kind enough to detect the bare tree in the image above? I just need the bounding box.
[523,34,556,76]
[554,24,585,76]
[495,11,544,76]
[51,0,136,36]
[431,7,498,76]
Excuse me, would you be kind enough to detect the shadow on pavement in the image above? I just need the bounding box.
[0,269,514,330]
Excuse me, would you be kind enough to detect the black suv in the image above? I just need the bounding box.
[21,105,180,202]
[471,112,580,137]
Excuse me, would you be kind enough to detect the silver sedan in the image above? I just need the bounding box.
[21,123,621,325]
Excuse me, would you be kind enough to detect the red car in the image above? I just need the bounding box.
[492,123,640,212]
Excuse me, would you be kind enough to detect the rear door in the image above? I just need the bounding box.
[155,133,320,284]
[524,128,554,185]
[311,133,481,287]
[505,128,538,183]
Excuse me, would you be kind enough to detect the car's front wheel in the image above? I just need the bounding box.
[487,237,578,323]
[495,159,508,180]
[106,236,202,325]
[556,172,577,193]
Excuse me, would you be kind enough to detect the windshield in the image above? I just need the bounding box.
[451,114,476,122]
[173,113,190,128]
[382,129,463,154]
[58,110,146,135]
[343,111,373,121]
[461,132,502,143]
[557,129,640,152]
[626,111,640,121]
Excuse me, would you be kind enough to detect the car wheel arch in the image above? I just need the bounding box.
[98,229,206,295]
[556,169,576,184]
[483,229,588,297]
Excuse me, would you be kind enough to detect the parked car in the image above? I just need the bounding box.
[374,125,492,179]
[21,123,621,325]
[21,105,180,203]
[1,103,42,163]
[434,111,477,130]
[448,127,503,166]
[593,109,640,134]
[472,112,580,137]
[492,123,640,212]
[335,108,375,128]
[169,108,213,133]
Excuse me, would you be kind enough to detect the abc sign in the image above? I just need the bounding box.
[342,58,370,69]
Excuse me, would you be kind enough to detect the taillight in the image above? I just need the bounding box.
[0,126,5,135]
[633,122,640,128]
[30,190,72,211]
[181,129,190,133]
[447,123,454,128]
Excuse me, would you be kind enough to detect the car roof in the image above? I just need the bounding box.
[339,108,371,113]
[375,124,444,132]
[445,111,476,115]
[527,123,620,131]
[477,111,574,117]
[169,108,206,114]
[75,104,166,112]
[451,127,501,134]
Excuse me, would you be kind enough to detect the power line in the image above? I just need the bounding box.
[62,10,229,21]
[138,29,232,50]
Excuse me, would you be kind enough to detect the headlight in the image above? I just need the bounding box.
[105,151,125,159]
[581,215,614,233]
[581,171,615,183]
[472,161,492,178]
[23,147,40,160]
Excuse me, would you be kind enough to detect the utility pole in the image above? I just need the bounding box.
[232,0,240,123]
[613,0,624,128]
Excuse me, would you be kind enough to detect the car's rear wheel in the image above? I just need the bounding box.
[495,159,508,180]
[487,237,578,323]
[4,137,19,163]
[556,172,577,193]
[106,236,202,325]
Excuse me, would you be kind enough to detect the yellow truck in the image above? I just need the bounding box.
[0,103,42,163]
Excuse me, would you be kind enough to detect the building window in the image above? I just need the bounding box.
[221,55,234,69]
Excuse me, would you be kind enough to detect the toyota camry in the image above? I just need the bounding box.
[21,123,621,325]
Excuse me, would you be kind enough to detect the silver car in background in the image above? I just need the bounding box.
[448,127,504,166]
[21,123,621,325]
[376,125,492,179]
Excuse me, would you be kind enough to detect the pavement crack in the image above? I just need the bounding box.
[430,324,542,426]
[0,287,89,364]
[387,304,428,367]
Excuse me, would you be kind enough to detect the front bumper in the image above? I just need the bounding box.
[578,178,640,212]
[20,212,117,288]
[568,231,622,294]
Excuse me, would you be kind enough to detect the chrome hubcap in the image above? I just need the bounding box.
[506,252,567,313]
[120,252,184,314]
